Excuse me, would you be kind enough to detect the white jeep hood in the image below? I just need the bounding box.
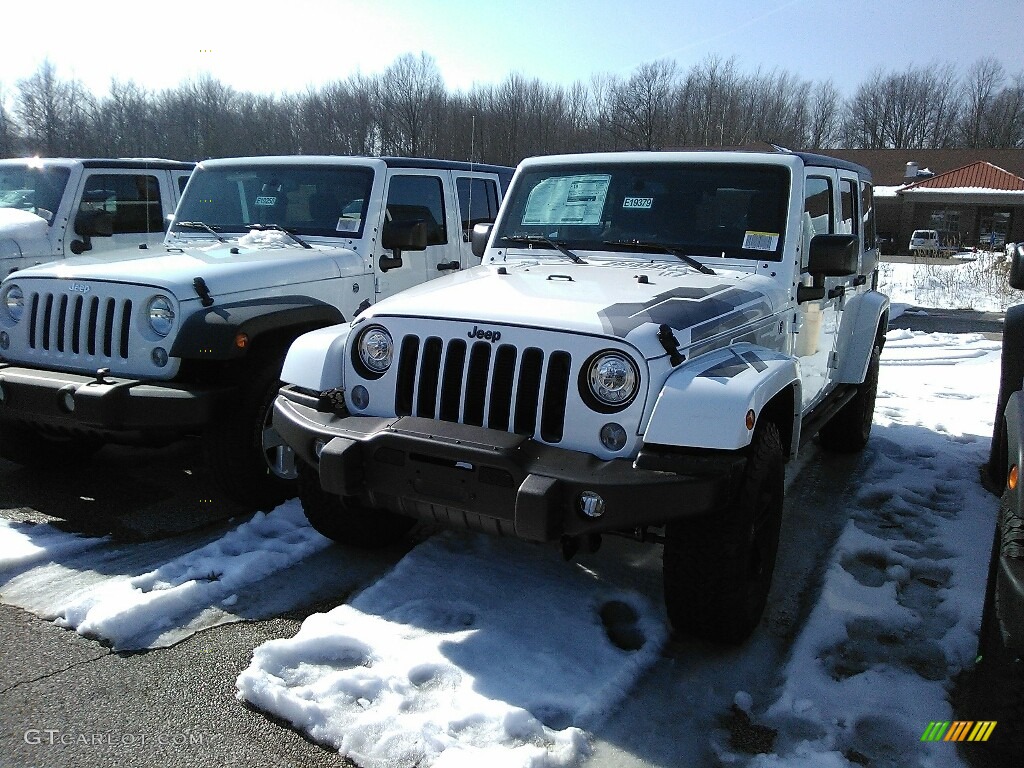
[0,209,50,261]
[4,238,366,300]
[366,257,779,360]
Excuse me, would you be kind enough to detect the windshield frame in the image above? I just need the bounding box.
[494,161,792,263]
[170,163,376,241]
[0,164,72,225]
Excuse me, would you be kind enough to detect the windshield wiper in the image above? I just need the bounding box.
[246,223,312,249]
[502,234,585,264]
[175,220,227,242]
[603,240,716,275]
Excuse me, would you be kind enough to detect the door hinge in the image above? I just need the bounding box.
[828,350,839,369]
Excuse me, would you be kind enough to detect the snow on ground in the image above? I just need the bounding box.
[0,254,1009,766]
[237,533,667,768]
[745,331,1000,768]
[0,501,342,649]
[879,251,1020,314]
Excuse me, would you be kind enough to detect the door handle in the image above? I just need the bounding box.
[436,261,460,272]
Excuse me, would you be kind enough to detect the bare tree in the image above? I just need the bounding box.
[379,53,445,157]
[610,60,678,150]
[962,57,1005,147]
[807,80,842,148]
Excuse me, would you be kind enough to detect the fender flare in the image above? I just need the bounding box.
[834,290,889,384]
[169,296,344,360]
[280,322,354,392]
[643,343,801,451]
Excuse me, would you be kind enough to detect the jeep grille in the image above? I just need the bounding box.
[394,335,571,443]
[28,292,132,360]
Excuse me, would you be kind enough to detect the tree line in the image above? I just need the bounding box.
[1,53,1022,166]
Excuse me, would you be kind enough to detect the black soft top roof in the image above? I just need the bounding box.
[793,151,872,181]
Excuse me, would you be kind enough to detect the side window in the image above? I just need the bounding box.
[839,178,858,236]
[860,181,876,249]
[178,175,190,194]
[456,177,500,240]
[80,174,164,234]
[385,175,447,246]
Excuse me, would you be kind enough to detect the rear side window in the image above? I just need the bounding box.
[456,177,499,240]
[860,181,876,249]
[840,178,858,236]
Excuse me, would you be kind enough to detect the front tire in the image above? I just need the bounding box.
[297,461,414,548]
[663,422,785,644]
[972,491,1024,757]
[203,359,297,511]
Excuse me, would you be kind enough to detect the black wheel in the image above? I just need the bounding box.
[0,421,103,467]
[818,345,880,453]
[972,491,1024,757]
[203,359,297,511]
[297,461,414,548]
[663,422,785,644]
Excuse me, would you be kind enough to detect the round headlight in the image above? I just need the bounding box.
[3,285,24,322]
[146,295,175,336]
[357,326,393,375]
[586,352,639,409]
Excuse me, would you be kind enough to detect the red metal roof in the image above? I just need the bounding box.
[902,161,1024,191]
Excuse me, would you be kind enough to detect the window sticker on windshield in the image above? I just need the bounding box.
[623,197,653,209]
[522,175,610,226]
[336,218,359,233]
[254,195,277,207]
[743,231,780,251]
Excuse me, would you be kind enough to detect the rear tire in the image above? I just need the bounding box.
[297,460,414,548]
[663,422,784,644]
[818,345,880,453]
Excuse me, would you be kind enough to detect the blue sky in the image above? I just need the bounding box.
[1,0,1021,100]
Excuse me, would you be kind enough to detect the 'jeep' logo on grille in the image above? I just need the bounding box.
[68,282,90,293]
[468,325,501,342]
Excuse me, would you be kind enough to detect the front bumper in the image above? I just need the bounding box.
[0,362,229,439]
[274,385,744,542]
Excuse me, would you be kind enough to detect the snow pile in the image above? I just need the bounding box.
[749,331,1000,767]
[0,501,333,649]
[237,532,667,768]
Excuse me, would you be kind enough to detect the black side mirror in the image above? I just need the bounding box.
[70,210,115,254]
[798,234,859,303]
[808,234,859,276]
[1009,243,1024,290]
[471,223,493,259]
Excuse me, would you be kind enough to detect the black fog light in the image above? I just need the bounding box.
[579,491,606,518]
[599,422,627,451]
[351,385,369,410]
[151,347,168,367]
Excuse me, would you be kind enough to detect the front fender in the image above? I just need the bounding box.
[169,296,344,360]
[643,343,801,451]
[280,323,353,392]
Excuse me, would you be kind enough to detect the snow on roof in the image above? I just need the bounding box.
[901,160,1024,191]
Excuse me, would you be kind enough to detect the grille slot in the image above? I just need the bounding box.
[393,335,572,443]
[26,290,133,362]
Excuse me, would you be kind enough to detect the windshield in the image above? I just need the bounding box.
[171,164,375,239]
[0,165,71,224]
[495,162,791,262]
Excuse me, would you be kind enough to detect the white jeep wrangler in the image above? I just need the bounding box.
[0,156,512,510]
[273,150,889,643]
[0,157,194,276]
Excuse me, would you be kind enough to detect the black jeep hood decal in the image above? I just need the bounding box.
[597,285,765,338]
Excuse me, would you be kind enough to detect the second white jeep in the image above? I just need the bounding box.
[274,150,889,643]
